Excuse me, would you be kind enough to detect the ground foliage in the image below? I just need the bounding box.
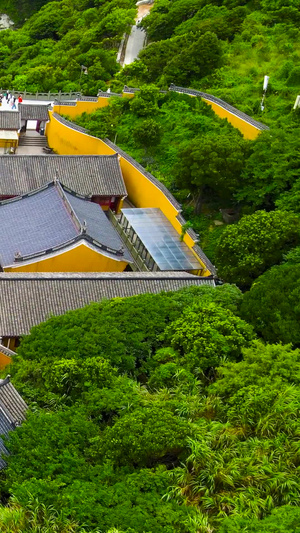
[1,285,300,532]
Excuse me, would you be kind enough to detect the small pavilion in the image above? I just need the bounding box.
[19,103,50,133]
[0,111,20,153]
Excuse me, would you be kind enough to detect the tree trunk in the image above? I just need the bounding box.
[195,188,203,215]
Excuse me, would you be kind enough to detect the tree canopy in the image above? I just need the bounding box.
[239,263,300,344]
[1,283,300,532]
[215,210,300,288]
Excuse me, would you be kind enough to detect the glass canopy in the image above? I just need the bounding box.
[120,208,201,271]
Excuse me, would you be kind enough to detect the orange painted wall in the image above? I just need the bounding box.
[52,97,110,118]
[0,352,11,369]
[5,243,128,273]
[53,91,262,141]
[52,93,262,141]
[46,111,115,155]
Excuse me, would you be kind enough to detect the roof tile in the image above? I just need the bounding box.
[19,104,50,122]
[0,272,215,336]
[0,111,21,130]
[0,155,127,197]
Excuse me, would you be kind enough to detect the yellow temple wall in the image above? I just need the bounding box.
[201,99,261,140]
[5,243,128,273]
[52,96,111,118]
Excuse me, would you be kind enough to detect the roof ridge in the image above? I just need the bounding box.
[0,153,120,160]
[54,180,83,234]
[0,273,214,280]
[0,376,10,388]
[0,344,15,356]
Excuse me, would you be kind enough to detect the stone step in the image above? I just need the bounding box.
[18,137,48,146]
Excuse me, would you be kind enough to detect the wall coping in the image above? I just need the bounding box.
[52,112,89,134]
[122,85,269,131]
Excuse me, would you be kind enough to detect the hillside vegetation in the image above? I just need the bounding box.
[0,0,136,93]
[0,0,300,531]
[3,285,300,533]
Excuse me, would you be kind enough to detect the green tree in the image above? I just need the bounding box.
[238,129,300,210]
[163,302,254,375]
[211,341,300,398]
[129,85,160,117]
[163,32,223,85]
[133,118,162,146]
[174,131,248,213]
[97,406,191,467]
[276,178,300,213]
[215,210,300,288]
[239,263,300,344]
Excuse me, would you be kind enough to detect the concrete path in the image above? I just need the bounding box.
[122,3,152,66]
[1,98,54,110]
[123,25,146,65]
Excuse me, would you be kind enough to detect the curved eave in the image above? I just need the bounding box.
[5,239,132,270]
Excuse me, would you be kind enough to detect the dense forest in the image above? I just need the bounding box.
[0,0,299,531]
[3,285,300,533]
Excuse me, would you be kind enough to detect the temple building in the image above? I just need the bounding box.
[0,154,127,211]
[0,110,20,153]
[19,103,50,133]
[0,180,132,273]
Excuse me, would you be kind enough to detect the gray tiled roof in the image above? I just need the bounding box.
[0,154,127,197]
[0,111,21,130]
[65,190,132,262]
[0,377,27,425]
[0,344,15,357]
[48,117,214,274]
[0,376,27,469]
[0,272,215,336]
[19,104,50,121]
[0,181,131,266]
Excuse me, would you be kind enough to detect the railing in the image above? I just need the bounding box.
[1,90,81,102]
[108,210,149,272]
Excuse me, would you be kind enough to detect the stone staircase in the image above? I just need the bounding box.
[18,135,48,147]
